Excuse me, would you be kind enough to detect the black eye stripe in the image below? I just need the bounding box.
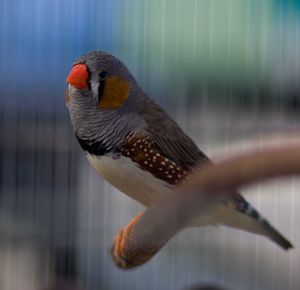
[97,71,107,102]
[98,79,105,101]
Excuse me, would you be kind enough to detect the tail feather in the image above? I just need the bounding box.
[260,219,293,250]
[223,193,293,250]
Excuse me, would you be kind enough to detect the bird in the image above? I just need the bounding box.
[65,50,293,250]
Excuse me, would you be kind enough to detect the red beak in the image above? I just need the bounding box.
[66,64,89,89]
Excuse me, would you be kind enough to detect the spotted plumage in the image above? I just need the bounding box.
[119,134,190,185]
[66,50,293,250]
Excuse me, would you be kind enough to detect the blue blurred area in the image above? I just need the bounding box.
[0,0,117,111]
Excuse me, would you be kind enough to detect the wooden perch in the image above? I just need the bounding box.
[111,144,300,269]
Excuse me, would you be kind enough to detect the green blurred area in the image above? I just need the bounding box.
[117,0,300,105]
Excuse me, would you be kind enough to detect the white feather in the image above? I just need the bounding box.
[87,154,172,206]
[86,153,227,227]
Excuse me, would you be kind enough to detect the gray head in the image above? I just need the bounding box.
[66,51,137,108]
[66,51,146,153]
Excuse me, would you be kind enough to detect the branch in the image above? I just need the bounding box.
[111,144,300,269]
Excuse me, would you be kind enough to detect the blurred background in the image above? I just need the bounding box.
[1,0,300,289]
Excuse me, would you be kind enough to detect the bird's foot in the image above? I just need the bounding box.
[111,213,144,269]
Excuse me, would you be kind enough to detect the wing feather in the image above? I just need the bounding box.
[139,98,208,169]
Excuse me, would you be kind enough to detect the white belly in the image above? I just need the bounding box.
[87,154,173,206]
[86,154,229,227]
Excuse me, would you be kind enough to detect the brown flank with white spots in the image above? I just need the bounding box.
[120,135,190,185]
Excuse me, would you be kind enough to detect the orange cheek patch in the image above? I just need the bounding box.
[98,76,131,109]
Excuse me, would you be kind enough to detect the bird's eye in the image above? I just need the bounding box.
[99,71,107,80]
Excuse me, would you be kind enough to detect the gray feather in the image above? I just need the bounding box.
[130,95,208,168]
[67,50,293,250]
